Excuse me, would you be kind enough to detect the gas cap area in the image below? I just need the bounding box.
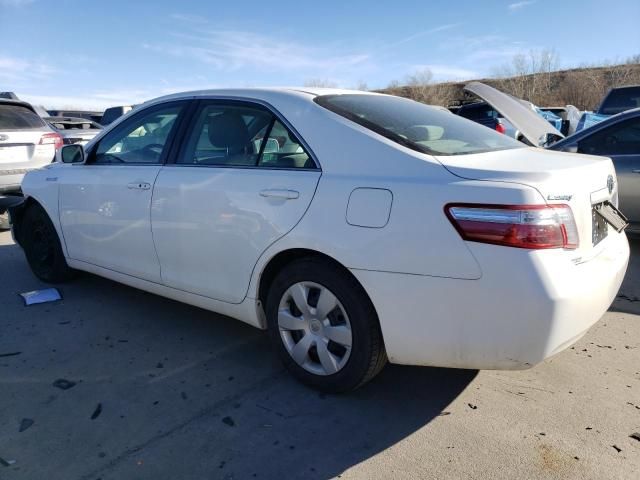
[346,188,393,228]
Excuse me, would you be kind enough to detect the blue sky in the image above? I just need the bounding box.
[0,0,638,109]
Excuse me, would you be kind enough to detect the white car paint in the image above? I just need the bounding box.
[19,88,629,370]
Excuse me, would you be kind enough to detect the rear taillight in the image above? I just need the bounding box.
[445,204,579,250]
[495,122,506,134]
[39,133,63,150]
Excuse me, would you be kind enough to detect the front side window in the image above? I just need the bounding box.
[179,102,314,168]
[93,104,182,164]
[578,117,640,156]
[315,94,522,156]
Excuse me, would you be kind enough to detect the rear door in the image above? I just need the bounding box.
[576,115,640,225]
[151,99,321,303]
[59,101,188,282]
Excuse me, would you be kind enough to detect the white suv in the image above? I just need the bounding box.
[0,99,61,228]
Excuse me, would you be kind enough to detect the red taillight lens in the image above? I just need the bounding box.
[445,204,579,250]
[495,122,506,134]
[39,133,64,150]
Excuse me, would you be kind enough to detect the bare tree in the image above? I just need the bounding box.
[405,68,433,103]
[303,78,338,88]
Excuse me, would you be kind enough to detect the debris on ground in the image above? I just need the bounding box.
[0,352,21,358]
[467,403,477,410]
[19,288,62,306]
[90,403,102,420]
[52,379,76,390]
[612,445,622,453]
[19,418,34,433]
[0,457,16,467]
[222,416,235,427]
[438,411,451,416]
[630,433,640,442]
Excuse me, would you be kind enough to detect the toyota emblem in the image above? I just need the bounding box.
[607,175,614,195]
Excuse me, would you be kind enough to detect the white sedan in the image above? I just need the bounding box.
[11,88,630,392]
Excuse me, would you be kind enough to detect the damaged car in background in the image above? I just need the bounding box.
[465,82,640,233]
[8,88,629,392]
[45,116,103,146]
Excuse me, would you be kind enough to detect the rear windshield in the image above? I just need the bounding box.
[0,104,46,129]
[315,94,522,156]
[598,87,640,115]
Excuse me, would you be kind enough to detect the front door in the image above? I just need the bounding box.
[151,100,321,303]
[59,102,187,282]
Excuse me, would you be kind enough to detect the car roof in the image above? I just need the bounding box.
[144,87,377,106]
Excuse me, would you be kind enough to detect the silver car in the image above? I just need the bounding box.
[45,116,103,146]
[0,99,61,228]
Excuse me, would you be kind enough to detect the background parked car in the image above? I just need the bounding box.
[0,99,62,228]
[47,109,104,123]
[101,105,134,125]
[549,108,640,233]
[454,101,519,138]
[45,116,103,146]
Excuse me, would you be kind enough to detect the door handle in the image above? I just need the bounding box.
[127,182,151,190]
[632,170,640,174]
[259,189,299,200]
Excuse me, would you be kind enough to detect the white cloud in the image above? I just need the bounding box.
[508,1,536,11]
[411,64,478,81]
[0,54,56,83]
[144,26,370,75]
[382,24,462,50]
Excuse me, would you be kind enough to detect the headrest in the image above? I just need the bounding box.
[208,111,249,150]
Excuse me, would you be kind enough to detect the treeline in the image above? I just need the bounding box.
[380,52,640,110]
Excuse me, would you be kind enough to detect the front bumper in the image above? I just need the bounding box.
[351,231,629,370]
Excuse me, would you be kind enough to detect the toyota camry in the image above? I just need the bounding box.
[10,88,630,392]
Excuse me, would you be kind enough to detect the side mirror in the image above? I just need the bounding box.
[61,144,85,164]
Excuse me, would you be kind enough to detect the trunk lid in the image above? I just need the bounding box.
[436,147,619,258]
[463,82,564,147]
[0,130,44,165]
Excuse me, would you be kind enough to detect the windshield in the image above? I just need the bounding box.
[0,104,46,129]
[315,94,523,156]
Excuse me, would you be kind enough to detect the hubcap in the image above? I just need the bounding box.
[278,281,352,376]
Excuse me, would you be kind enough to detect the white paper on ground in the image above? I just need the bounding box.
[19,288,62,306]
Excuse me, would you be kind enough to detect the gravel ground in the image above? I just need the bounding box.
[0,230,638,479]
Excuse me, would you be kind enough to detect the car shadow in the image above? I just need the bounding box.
[0,239,477,479]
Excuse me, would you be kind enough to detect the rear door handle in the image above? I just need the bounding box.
[127,182,151,190]
[259,189,299,200]
[632,170,640,174]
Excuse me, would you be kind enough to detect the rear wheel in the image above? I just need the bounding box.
[22,204,76,283]
[266,258,387,392]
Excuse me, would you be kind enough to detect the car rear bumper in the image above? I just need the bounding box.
[351,231,629,370]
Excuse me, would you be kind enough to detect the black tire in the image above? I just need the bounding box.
[22,204,76,283]
[266,257,387,392]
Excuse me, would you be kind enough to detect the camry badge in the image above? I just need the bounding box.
[547,194,573,201]
[607,175,614,195]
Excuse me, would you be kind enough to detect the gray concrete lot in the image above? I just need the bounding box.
[0,229,638,480]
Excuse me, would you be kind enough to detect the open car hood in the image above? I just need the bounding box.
[463,82,564,147]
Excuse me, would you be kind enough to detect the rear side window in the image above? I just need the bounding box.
[0,104,46,129]
[315,94,521,156]
[458,103,498,120]
[598,87,640,115]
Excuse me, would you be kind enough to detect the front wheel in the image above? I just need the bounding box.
[266,258,387,392]
[22,204,76,283]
